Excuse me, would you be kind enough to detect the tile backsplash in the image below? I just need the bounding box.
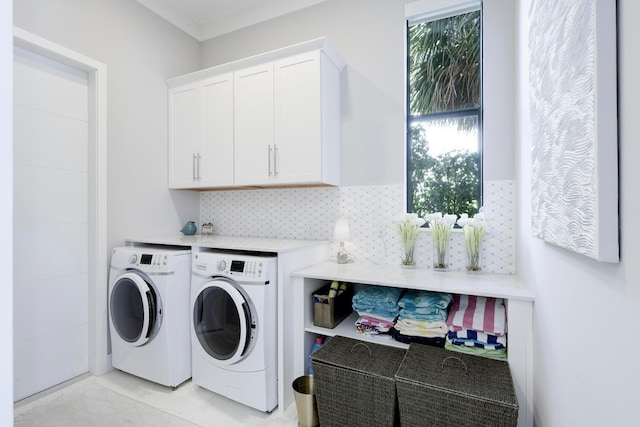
[200,180,516,274]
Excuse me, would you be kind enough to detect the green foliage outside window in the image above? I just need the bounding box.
[409,123,479,219]
[407,10,482,219]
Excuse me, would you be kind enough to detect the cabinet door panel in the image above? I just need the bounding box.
[275,53,322,184]
[202,74,234,187]
[168,84,201,188]
[234,63,274,186]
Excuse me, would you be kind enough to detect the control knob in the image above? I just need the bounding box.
[128,254,138,265]
[217,260,227,272]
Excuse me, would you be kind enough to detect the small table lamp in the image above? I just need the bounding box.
[334,218,351,264]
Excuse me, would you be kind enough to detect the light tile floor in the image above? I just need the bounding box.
[14,370,300,426]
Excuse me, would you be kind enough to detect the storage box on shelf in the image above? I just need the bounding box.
[305,280,407,350]
[311,335,406,427]
[313,282,353,329]
[395,343,518,427]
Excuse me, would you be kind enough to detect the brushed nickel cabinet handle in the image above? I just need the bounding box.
[273,144,278,176]
[193,153,197,181]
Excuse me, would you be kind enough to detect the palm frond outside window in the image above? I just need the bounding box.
[407,8,482,219]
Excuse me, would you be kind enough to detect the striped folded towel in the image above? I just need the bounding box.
[446,294,507,336]
[447,329,507,349]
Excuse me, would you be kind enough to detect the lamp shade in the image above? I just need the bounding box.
[333,218,351,241]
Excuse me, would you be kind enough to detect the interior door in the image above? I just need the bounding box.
[13,47,90,401]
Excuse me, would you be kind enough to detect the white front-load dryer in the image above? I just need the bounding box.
[109,246,192,388]
[191,251,278,412]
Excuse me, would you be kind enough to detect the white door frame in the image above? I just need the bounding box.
[13,27,109,375]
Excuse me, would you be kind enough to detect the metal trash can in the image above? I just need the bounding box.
[292,375,319,427]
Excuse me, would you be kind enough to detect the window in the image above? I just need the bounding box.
[406,2,482,219]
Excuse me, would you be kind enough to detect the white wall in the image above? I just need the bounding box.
[200,0,407,186]
[13,0,202,251]
[199,0,516,187]
[482,0,516,181]
[517,0,640,425]
[1,0,14,424]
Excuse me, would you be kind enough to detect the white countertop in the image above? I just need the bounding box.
[293,261,534,301]
[126,235,328,254]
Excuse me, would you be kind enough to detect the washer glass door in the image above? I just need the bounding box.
[193,278,254,365]
[110,272,160,347]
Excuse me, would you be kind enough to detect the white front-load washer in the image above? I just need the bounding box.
[109,246,192,388]
[190,251,278,412]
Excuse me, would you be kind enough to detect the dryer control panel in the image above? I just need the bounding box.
[110,247,191,273]
[193,252,276,283]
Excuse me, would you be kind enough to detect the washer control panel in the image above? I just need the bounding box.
[228,259,262,277]
[193,252,276,282]
[132,253,168,267]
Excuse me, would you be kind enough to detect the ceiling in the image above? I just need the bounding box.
[136,0,330,41]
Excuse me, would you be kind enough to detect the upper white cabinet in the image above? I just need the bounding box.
[168,73,234,189]
[274,50,341,186]
[167,37,345,190]
[168,82,201,188]
[234,62,275,186]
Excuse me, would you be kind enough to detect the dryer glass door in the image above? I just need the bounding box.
[110,272,160,347]
[193,278,254,365]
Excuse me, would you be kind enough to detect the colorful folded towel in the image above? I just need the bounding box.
[394,319,448,338]
[392,328,445,347]
[399,290,453,310]
[355,315,395,335]
[446,294,507,335]
[398,307,448,323]
[447,329,507,349]
[352,285,403,311]
[444,341,507,360]
[355,308,398,323]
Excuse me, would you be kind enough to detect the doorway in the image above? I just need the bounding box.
[12,29,108,402]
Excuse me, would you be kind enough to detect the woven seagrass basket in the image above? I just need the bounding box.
[311,336,407,427]
[395,343,518,427]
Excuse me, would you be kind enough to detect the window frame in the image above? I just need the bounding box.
[405,0,484,220]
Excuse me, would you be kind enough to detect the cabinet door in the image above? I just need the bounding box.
[274,52,323,184]
[168,84,201,188]
[234,62,274,186]
[275,51,341,186]
[201,73,234,187]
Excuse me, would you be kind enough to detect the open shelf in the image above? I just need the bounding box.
[294,261,534,427]
[305,311,409,349]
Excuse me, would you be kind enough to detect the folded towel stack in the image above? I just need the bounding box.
[445,294,508,360]
[352,285,403,338]
[392,290,453,347]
